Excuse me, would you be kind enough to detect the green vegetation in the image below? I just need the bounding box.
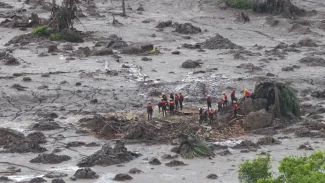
[238,151,325,183]
[33,26,50,37]
[179,136,214,159]
[50,33,61,41]
[219,0,253,9]
[59,29,83,43]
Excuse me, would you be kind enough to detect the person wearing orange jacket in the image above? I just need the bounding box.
[233,101,238,118]
[207,95,212,111]
[147,102,153,121]
[169,99,175,116]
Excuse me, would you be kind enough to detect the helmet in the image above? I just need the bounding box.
[208,95,210,97]
[233,89,235,91]
[162,93,165,95]
[233,101,237,104]
[223,92,225,94]
[179,91,182,94]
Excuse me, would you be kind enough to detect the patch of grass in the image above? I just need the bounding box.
[49,33,61,41]
[59,29,83,43]
[33,26,49,37]
[219,0,253,9]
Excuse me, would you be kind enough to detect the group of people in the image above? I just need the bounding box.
[146,92,184,120]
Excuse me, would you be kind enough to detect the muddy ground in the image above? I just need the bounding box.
[0,0,325,182]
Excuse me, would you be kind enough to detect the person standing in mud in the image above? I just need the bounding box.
[179,92,184,110]
[161,99,167,117]
[231,89,236,103]
[170,93,174,100]
[233,101,238,118]
[223,92,228,106]
[218,98,223,112]
[175,93,179,111]
[209,108,215,126]
[199,107,204,124]
[207,95,212,111]
[147,102,153,121]
[244,88,251,99]
[157,99,163,113]
[169,99,175,116]
[162,93,168,102]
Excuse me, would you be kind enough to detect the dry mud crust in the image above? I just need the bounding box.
[299,56,325,67]
[77,141,135,167]
[202,34,243,49]
[30,153,71,164]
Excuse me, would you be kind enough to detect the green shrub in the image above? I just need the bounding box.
[50,33,61,41]
[59,29,83,43]
[33,26,50,37]
[238,154,272,183]
[219,0,253,9]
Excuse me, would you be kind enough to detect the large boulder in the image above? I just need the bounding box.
[243,109,273,130]
[181,59,202,68]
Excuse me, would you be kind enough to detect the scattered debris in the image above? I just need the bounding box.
[30,153,71,164]
[175,23,201,34]
[257,136,281,145]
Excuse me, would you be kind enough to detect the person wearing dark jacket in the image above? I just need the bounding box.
[207,95,212,111]
[179,92,184,110]
[175,93,179,111]
[147,102,153,120]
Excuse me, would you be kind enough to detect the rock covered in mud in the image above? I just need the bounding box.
[26,132,47,144]
[156,20,173,28]
[0,50,19,65]
[175,23,201,34]
[29,177,47,182]
[71,47,91,57]
[288,24,312,34]
[32,122,61,131]
[202,34,243,49]
[30,153,71,164]
[299,56,325,67]
[74,168,99,179]
[298,37,317,47]
[149,158,161,165]
[52,179,65,183]
[233,140,260,151]
[121,43,153,54]
[128,168,143,174]
[77,141,134,167]
[256,136,281,145]
[90,48,113,56]
[113,173,133,181]
[3,139,47,153]
[207,174,218,179]
[243,109,273,130]
[165,160,187,167]
[181,59,202,68]
[0,127,25,146]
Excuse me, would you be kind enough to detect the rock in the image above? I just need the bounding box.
[128,168,143,174]
[106,70,118,76]
[257,136,281,145]
[0,128,25,146]
[74,168,99,179]
[165,160,187,167]
[37,85,48,90]
[137,6,144,11]
[298,37,317,47]
[172,51,180,55]
[183,43,201,49]
[243,109,273,130]
[51,179,65,183]
[299,56,325,67]
[156,20,173,28]
[23,77,32,81]
[282,66,294,71]
[181,59,202,68]
[26,132,47,144]
[113,174,133,181]
[266,73,275,77]
[217,149,232,156]
[141,57,152,61]
[44,172,68,178]
[30,153,71,164]
[90,48,113,56]
[75,82,81,86]
[62,44,73,50]
[29,177,47,182]
[90,99,98,104]
[33,122,61,131]
[77,141,134,167]
[207,174,218,179]
[48,44,58,53]
[161,154,178,159]
[175,23,201,34]
[149,158,161,165]
[298,144,314,150]
[240,149,250,153]
[66,141,86,148]
[85,142,100,147]
[203,34,243,49]
[72,47,91,57]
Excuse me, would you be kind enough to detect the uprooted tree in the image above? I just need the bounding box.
[254,81,300,120]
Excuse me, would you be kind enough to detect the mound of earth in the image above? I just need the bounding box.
[257,136,281,145]
[5,33,45,46]
[299,56,325,67]
[74,168,99,179]
[77,141,134,167]
[0,128,25,146]
[156,20,173,28]
[149,158,161,165]
[202,34,243,49]
[165,160,187,167]
[288,24,312,34]
[30,153,71,164]
[32,121,61,131]
[26,132,47,144]
[3,140,47,153]
[298,37,317,47]
[181,60,202,68]
[175,23,201,34]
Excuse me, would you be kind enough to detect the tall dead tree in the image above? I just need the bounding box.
[49,0,77,32]
[122,0,126,16]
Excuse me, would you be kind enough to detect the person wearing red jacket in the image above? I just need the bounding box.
[175,93,179,111]
[244,89,251,99]
[157,99,163,113]
[169,99,175,116]
[233,101,239,118]
[161,100,167,117]
[231,89,236,103]
[223,92,228,106]
[209,108,215,126]
[218,98,223,112]
[207,95,212,111]
[147,102,153,121]
[179,92,184,110]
